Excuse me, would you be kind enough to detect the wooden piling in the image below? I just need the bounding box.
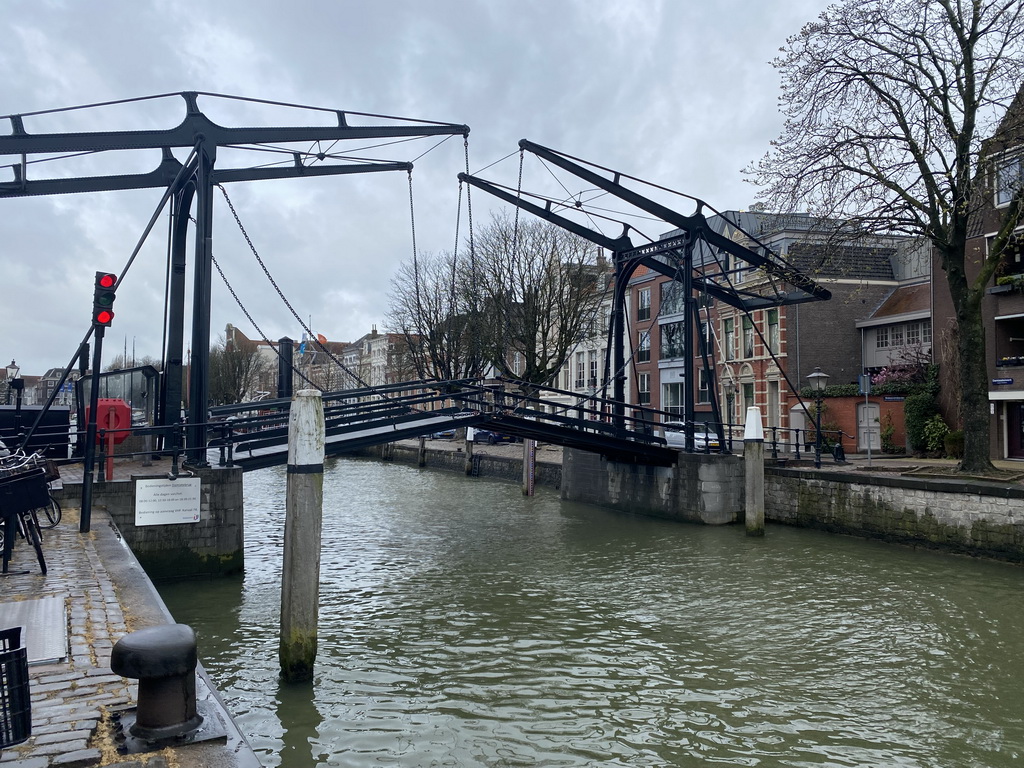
[522,438,536,496]
[744,406,765,537]
[279,390,325,683]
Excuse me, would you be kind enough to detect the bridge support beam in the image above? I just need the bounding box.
[280,390,325,683]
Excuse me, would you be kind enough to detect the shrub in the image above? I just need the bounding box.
[879,412,903,454]
[903,391,939,453]
[944,429,964,459]
[923,413,949,454]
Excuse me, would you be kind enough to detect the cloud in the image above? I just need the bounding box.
[0,0,831,375]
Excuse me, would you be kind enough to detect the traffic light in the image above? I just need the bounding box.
[92,272,117,327]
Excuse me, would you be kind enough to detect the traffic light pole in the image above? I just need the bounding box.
[80,325,106,534]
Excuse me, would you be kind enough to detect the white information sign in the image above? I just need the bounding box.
[135,477,202,526]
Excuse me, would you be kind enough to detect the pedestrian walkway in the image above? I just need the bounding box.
[0,503,259,768]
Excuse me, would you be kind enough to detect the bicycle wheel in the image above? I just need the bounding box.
[16,509,47,575]
[37,496,61,529]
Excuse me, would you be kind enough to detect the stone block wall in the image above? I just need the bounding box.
[368,444,563,488]
[56,465,245,579]
[561,448,744,525]
[765,467,1024,562]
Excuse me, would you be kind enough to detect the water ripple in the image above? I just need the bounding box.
[160,459,1024,767]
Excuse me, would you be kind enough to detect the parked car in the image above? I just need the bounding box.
[663,422,721,451]
[427,428,456,439]
[472,429,519,445]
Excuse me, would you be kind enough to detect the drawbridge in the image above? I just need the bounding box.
[207,379,681,471]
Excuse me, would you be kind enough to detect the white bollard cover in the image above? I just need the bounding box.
[743,406,764,441]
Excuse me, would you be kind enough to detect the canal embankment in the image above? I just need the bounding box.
[0,493,260,768]
[378,438,1024,563]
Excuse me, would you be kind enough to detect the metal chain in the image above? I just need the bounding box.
[464,137,477,288]
[408,170,423,322]
[216,184,373,390]
[209,251,321,391]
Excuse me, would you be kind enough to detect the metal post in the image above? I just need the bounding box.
[186,141,216,467]
[81,325,106,533]
[280,390,324,683]
[814,392,823,469]
[278,338,294,399]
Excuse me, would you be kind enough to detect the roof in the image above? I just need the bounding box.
[787,242,896,281]
[856,282,931,327]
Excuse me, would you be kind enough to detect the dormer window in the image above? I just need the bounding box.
[995,153,1024,207]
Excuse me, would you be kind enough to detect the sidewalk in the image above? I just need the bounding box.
[0,502,259,768]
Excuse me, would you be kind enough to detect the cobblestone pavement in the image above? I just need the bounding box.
[0,500,257,768]
[0,507,150,768]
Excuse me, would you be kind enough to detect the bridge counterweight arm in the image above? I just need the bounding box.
[518,139,831,303]
[458,172,632,253]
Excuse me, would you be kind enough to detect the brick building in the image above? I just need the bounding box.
[626,211,925,451]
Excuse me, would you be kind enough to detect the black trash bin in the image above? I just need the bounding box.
[0,626,31,749]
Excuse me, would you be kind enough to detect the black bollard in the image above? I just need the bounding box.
[111,624,203,741]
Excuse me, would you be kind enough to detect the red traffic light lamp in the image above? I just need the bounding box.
[93,271,118,327]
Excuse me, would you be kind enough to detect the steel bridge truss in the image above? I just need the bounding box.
[207,378,682,471]
[460,140,832,451]
[0,92,470,464]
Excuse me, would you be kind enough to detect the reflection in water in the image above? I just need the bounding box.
[161,457,1024,767]
[277,679,322,768]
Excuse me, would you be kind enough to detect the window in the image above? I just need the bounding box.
[638,373,651,405]
[742,316,755,358]
[588,349,598,388]
[561,359,571,390]
[743,382,755,413]
[891,325,904,347]
[876,326,890,349]
[699,321,713,356]
[698,369,710,404]
[996,153,1024,207]
[575,352,585,389]
[660,281,685,315]
[724,318,736,361]
[637,288,651,321]
[660,321,686,359]
[663,382,685,416]
[906,323,920,347]
[637,331,651,363]
[767,309,779,354]
[922,319,932,344]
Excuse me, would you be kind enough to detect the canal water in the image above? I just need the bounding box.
[160,457,1024,767]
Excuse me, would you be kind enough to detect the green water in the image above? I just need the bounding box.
[160,457,1024,767]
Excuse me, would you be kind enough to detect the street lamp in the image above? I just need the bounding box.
[807,366,830,468]
[5,360,18,405]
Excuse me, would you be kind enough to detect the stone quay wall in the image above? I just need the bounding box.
[561,448,744,525]
[54,465,245,580]
[764,466,1024,562]
[368,443,563,488]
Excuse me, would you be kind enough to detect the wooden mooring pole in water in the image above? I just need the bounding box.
[280,390,325,683]
[744,406,765,537]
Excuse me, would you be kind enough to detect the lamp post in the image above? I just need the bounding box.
[807,366,830,468]
[5,360,18,405]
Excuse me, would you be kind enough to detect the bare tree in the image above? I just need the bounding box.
[474,211,610,387]
[749,0,1024,472]
[208,334,272,405]
[386,250,488,383]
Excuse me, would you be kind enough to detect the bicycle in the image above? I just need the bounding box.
[0,443,62,528]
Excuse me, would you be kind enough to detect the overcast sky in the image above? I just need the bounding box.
[1,0,833,376]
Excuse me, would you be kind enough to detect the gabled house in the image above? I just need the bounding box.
[626,211,924,451]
